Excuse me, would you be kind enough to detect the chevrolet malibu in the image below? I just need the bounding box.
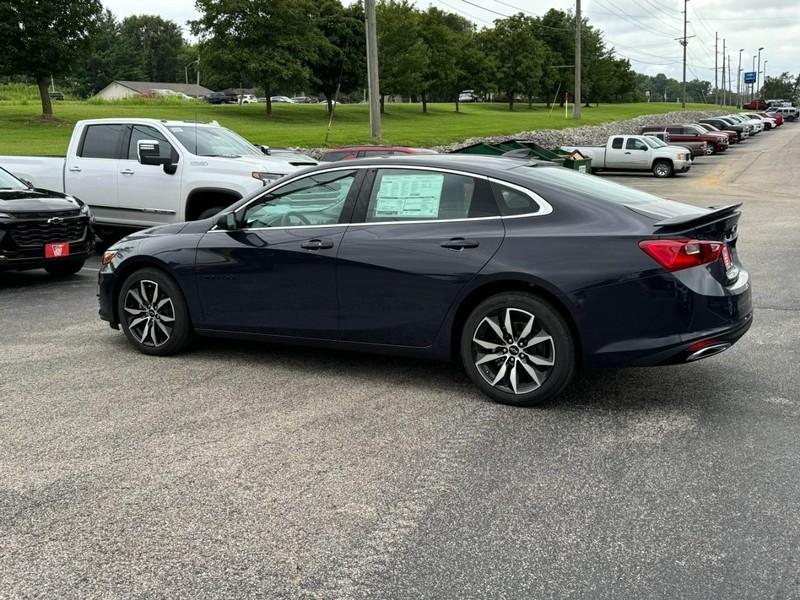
[98,156,752,406]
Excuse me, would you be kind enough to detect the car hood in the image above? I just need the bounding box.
[207,153,317,173]
[0,188,81,213]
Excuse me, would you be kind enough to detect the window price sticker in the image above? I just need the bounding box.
[373,173,444,218]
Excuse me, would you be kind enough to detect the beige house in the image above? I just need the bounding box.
[94,81,214,100]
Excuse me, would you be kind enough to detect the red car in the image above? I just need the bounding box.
[758,111,783,126]
[641,124,729,154]
[319,145,438,162]
[743,99,768,110]
[691,122,738,145]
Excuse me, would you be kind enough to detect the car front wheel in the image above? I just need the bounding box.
[460,292,576,407]
[118,268,192,356]
[652,160,673,178]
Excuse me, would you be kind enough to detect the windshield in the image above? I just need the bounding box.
[167,125,262,158]
[0,168,27,190]
[644,136,664,148]
[694,124,710,132]
[518,164,707,219]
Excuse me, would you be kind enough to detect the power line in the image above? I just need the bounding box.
[592,0,679,38]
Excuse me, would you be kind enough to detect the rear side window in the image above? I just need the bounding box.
[365,169,497,222]
[666,126,682,134]
[611,137,623,149]
[494,184,542,216]
[80,124,124,159]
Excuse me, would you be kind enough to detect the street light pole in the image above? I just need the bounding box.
[736,49,743,109]
[574,0,581,119]
[762,59,768,97]
[756,47,764,100]
[364,0,381,141]
[751,55,756,102]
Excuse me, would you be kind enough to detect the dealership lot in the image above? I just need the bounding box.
[2,127,799,598]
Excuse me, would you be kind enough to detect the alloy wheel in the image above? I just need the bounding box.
[123,279,176,347]
[471,307,555,395]
[654,162,670,177]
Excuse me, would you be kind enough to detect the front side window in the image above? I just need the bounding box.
[365,169,497,222]
[127,125,176,162]
[242,170,356,228]
[80,124,124,159]
[626,138,648,151]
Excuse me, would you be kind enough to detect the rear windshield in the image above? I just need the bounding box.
[515,166,707,220]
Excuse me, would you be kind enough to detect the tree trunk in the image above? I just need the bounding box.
[527,94,532,108]
[38,77,53,119]
[508,92,514,111]
[265,85,272,117]
[455,95,460,113]
[380,94,385,114]
[326,93,334,114]
[422,93,427,114]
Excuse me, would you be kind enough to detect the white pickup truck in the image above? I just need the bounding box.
[562,134,692,178]
[1,118,317,233]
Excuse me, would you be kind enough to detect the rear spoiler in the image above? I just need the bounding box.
[653,203,742,230]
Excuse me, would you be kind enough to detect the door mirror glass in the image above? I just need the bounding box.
[214,211,239,230]
[137,140,171,166]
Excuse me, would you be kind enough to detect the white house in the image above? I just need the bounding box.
[94,81,214,100]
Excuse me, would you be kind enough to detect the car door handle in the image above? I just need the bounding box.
[440,238,479,250]
[120,169,135,175]
[301,239,334,250]
[624,151,632,154]
[68,166,81,172]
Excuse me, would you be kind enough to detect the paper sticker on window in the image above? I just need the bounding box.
[373,173,444,219]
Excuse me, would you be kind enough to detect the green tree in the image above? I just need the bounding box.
[119,15,184,83]
[192,0,325,116]
[0,0,102,117]
[761,72,796,101]
[483,14,546,110]
[377,0,427,113]
[309,0,365,113]
[418,8,460,113]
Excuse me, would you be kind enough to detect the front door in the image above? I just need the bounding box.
[117,124,183,226]
[624,137,651,169]
[194,168,362,337]
[337,167,505,347]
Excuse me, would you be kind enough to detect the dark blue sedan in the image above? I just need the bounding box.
[98,156,752,406]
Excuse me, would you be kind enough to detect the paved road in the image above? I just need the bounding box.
[2,126,799,599]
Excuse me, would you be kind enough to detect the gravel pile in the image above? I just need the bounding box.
[433,109,730,152]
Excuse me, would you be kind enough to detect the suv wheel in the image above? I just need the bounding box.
[118,268,192,356]
[460,292,576,407]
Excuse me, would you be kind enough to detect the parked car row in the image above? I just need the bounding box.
[204,92,339,105]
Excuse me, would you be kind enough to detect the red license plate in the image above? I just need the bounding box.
[721,245,732,269]
[45,242,70,258]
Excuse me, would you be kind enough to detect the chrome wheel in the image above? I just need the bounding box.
[654,162,671,177]
[471,307,555,395]
[123,279,175,347]
[705,145,714,155]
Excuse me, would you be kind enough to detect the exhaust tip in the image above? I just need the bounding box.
[686,343,731,362]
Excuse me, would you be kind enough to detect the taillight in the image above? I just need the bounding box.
[639,239,723,272]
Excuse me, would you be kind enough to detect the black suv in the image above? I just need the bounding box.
[205,91,236,104]
[0,167,95,275]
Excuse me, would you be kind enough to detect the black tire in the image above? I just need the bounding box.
[96,227,127,244]
[118,268,192,356]
[197,206,226,220]
[652,159,673,178]
[460,292,576,407]
[44,259,85,276]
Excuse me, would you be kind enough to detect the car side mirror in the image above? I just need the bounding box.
[213,211,239,230]
[259,145,271,155]
[137,139,171,166]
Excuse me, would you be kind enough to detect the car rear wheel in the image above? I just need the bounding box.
[706,145,715,155]
[44,259,85,276]
[460,292,576,407]
[652,160,673,178]
[118,268,192,356]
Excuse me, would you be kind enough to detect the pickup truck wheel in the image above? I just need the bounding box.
[197,207,226,220]
[706,145,716,155]
[652,160,673,178]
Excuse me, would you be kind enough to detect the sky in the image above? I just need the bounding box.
[102,0,799,88]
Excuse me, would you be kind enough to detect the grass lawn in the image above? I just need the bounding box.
[0,100,724,156]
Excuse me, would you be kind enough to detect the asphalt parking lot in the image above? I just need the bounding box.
[2,125,799,599]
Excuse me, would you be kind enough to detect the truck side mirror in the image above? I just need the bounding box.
[259,145,271,155]
[137,139,171,166]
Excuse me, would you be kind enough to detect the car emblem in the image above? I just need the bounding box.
[47,217,64,225]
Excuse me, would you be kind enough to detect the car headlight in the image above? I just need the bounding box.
[251,171,285,184]
[79,203,94,220]
[102,250,117,266]
[0,212,13,220]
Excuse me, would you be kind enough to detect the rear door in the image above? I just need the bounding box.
[64,123,125,221]
[336,167,504,347]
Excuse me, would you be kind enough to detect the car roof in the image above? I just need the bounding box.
[322,145,431,152]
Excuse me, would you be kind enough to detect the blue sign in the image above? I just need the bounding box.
[744,71,757,84]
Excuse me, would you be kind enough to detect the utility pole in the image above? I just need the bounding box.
[721,39,726,106]
[714,32,718,105]
[574,0,581,119]
[680,0,689,109]
[752,55,756,102]
[365,0,381,141]
[728,55,732,108]
[737,49,743,109]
